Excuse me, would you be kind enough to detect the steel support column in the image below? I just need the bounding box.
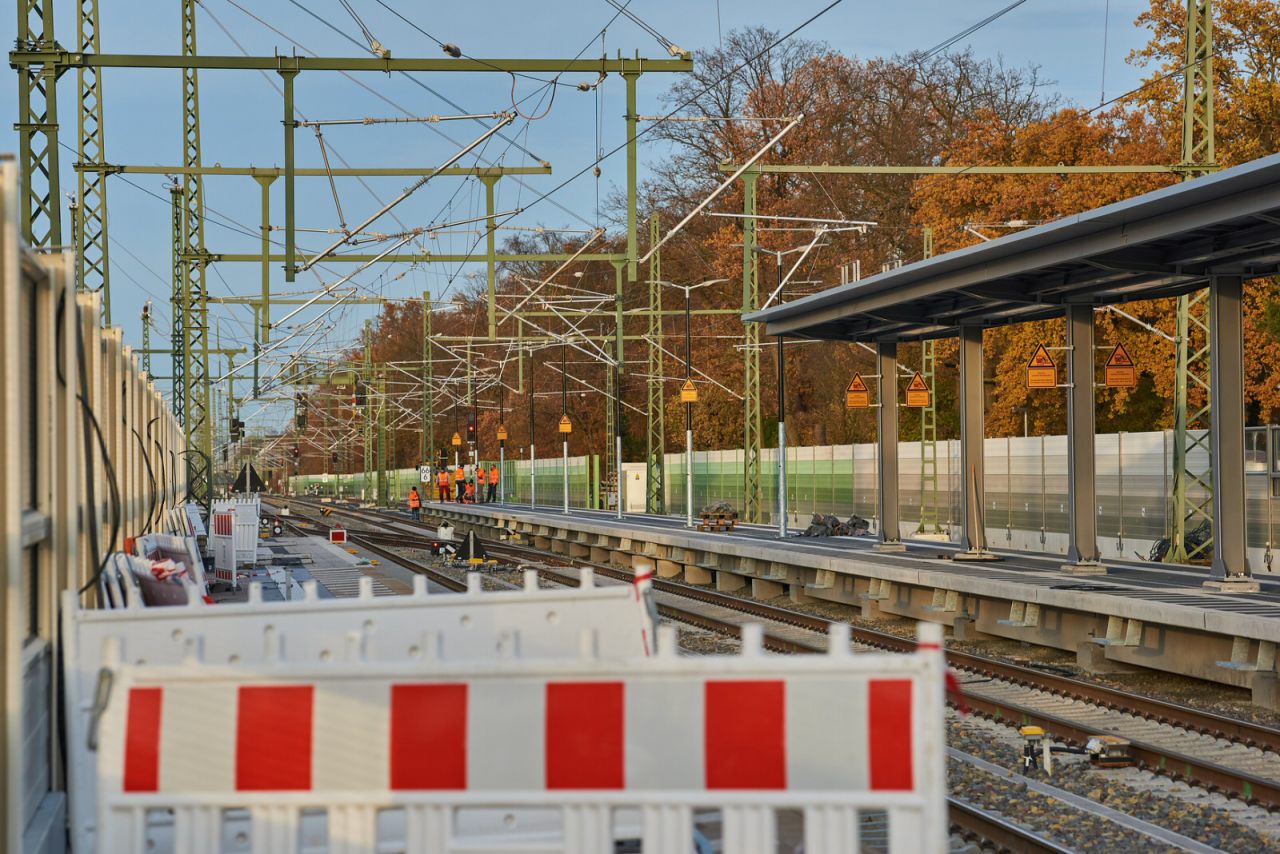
[16,0,62,250]
[483,175,498,338]
[1065,305,1102,570]
[958,326,987,553]
[875,342,903,549]
[645,213,665,514]
[623,68,639,283]
[1208,275,1251,582]
[77,0,111,322]
[254,175,274,342]
[741,170,762,523]
[422,291,433,464]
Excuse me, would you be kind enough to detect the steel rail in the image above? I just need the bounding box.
[948,799,1077,854]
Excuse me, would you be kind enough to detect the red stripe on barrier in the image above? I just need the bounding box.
[869,679,914,790]
[236,685,314,791]
[390,684,468,790]
[705,680,786,789]
[545,682,625,789]
[123,687,162,792]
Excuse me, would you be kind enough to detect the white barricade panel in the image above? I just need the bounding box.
[62,572,657,853]
[92,625,946,854]
[210,510,236,584]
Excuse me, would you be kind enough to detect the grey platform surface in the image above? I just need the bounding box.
[420,501,1280,636]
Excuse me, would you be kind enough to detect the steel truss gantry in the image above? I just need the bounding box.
[11,4,690,503]
[1169,0,1218,563]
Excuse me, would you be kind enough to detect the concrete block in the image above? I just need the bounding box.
[533,536,552,551]
[752,578,785,599]
[716,571,746,592]
[550,539,568,555]
[589,546,611,563]
[789,585,816,604]
[873,541,907,553]
[1252,672,1280,712]
[609,550,633,567]
[1076,641,1142,675]
[569,543,590,559]
[656,559,683,579]
[951,616,997,643]
[684,564,713,585]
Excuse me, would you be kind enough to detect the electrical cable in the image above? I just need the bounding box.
[919,0,1031,60]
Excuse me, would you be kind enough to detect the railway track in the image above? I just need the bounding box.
[273,498,1280,811]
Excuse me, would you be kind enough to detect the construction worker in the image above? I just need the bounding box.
[464,479,477,504]
[487,464,500,503]
[407,486,422,521]
[454,464,466,502]
[436,467,450,502]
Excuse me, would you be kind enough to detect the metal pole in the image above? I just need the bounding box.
[777,334,787,537]
[685,287,694,527]
[499,381,506,506]
[562,342,569,515]
[530,348,537,509]
[616,360,624,520]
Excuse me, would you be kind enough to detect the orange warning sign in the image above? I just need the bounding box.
[905,372,931,407]
[1104,343,1137,388]
[845,374,870,409]
[496,424,508,441]
[1026,343,1057,389]
[680,378,699,403]
[558,414,573,434]
[451,432,462,447]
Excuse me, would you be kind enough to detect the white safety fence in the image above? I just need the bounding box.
[92,623,945,854]
[63,570,657,854]
[0,159,187,854]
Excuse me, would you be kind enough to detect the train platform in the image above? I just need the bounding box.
[420,500,1280,705]
[211,533,414,602]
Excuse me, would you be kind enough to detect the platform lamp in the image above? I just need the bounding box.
[656,279,727,527]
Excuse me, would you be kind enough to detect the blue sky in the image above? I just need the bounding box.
[2,0,1157,430]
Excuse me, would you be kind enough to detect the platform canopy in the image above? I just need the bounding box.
[746,152,1280,341]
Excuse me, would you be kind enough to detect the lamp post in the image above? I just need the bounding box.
[657,279,727,526]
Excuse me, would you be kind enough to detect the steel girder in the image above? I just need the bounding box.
[76,0,110,322]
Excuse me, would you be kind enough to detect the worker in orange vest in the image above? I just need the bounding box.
[407,486,422,521]
[436,468,450,502]
[453,465,466,502]
[487,464,500,503]
[464,479,477,504]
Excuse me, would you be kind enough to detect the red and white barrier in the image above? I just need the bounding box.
[62,570,658,854]
[329,524,347,545]
[94,623,946,853]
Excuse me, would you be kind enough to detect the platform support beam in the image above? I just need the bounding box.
[876,342,903,549]
[1065,305,1102,568]
[1209,275,1250,581]
[958,326,985,552]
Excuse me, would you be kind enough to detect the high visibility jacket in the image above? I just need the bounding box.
[489,467,500,485]
[437,471,449,487]
[454,467,465,481]
[408,490,422,508]
[465,482,476,497]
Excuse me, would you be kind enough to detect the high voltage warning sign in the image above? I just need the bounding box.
[558,414,573,434]
[845,374,870,409]
[680,378,699,403]
[1026,343,1057,389]
[451,432,462,447]
[496,424,508,441]
[1105,343,1137,388]
[905,372,931,407]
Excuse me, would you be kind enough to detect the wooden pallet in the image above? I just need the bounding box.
[698,513,737,532]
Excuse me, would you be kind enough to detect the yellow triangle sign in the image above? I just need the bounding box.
[845,373,870,409]
[1106,342,1134,367]
[451,431,462,446]
[905,371,931,407]
[558,414,573,434]
[496,424,508,441]
[1029,343,1055,368]
[680,378,698,403]
[1026,343,1057,388]
[907,372,929,392]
